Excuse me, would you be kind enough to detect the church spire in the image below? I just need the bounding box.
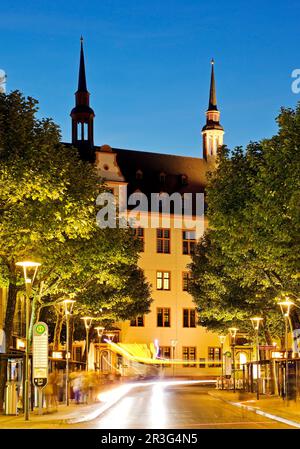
[78,36,87,92]
[201,58,224,161]
[208,58,218,111]
[70,37,95,160]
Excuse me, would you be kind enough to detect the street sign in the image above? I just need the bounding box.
[32,322,48,388]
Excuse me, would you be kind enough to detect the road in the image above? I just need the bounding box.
[70,382,292,429]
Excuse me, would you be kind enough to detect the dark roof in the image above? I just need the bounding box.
[95,146,212,214]
[111,147,209,195]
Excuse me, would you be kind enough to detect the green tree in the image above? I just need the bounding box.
[190,104,300,343]
[0,91,152,409]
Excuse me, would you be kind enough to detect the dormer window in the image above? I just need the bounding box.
[181,174,188,186]
[159,172,166,184]
[136,169,143,180]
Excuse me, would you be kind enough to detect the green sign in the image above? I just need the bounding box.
[224,351,232,357]
[35,323,46,335]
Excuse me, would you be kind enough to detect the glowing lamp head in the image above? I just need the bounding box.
[278,300,294,317]
[229,327,238,341]
[219,335,226,344]
[16,261,41,268]
[80,316,94,329]
[16,260,41,285]
[95,326,105,337]
[250,317,263,331]
[62,299,76,315]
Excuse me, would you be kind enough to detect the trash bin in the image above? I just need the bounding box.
[4,381,18,415]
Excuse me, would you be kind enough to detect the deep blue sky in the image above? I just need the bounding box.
[1,0,300,157]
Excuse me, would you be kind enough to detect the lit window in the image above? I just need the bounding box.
[156,271,170,290]
[182,347,196,367]
[208,347,221,367]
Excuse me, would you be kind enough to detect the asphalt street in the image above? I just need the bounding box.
[70,383,293,429]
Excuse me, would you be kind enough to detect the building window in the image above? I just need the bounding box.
[157,228,170,253]
[159,172,166,184]
[156,271,170,290]
[134,227,144,252]
[182,272,192,291]
[130,316,144,327]
[136,169,143,180]
[182,347,196,367]
[208,347,221,367]
[157,308,171,327]
[159,346,171,359]
[183,309,196,328]
[73,346,83,362]
[182,230,196,255]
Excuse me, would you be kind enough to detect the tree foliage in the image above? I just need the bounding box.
[0,90,152,350]
[190,104,300,341]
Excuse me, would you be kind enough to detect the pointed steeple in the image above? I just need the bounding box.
[70,37,95,159]
[208,58,218,111]
[201,59,224,161]
[78,36,87,92]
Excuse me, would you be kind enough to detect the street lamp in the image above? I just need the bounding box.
[94,326,105,372]
[170,339,178,378]
[250,317,263,400]
[229,327,238,393]
[95,326,105,344]
[219,335,226,390]
[278,300,294,401]
[62,299,76,406]
[16,260,41,421]
[80,317,94,371]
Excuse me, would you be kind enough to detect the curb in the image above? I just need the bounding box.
[208,391,300,429]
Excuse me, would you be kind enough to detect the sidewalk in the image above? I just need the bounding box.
[209,389,300,428]
[0,381,125,429]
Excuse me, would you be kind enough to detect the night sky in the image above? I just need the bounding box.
[1,0,300,157]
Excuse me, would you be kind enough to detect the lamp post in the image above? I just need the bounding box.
[250,317,263,400]
[16,261,41,421]
[219,335,226,390]
[94,326,105,372]
[170,339,178,378]
[278,300,294,401]
[62,299,76,406]
[80,317,94,371]
[229,327,238,393]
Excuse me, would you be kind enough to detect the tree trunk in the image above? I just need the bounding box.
[0,278,19,411]
[53,308,64,351]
